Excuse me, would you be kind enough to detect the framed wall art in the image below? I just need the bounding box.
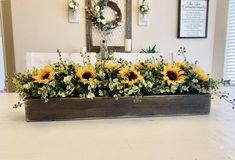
[178,0,209,38]
[85,0,132,52]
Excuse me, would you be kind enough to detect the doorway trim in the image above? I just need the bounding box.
[0,0,16,92]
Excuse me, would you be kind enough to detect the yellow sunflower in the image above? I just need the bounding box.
[119,66,143,85]
[76,65,97,84]
[148,63,158,69]
[134,62,145,69]
[162,64,186,85]
[194,66,209,82]
[104,62,121,71]
[33,65,56,84]
[175,61,187,68]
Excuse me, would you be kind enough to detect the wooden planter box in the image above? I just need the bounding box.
[25,94,211,122]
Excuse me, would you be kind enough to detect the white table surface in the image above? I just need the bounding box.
[0,92,235,160]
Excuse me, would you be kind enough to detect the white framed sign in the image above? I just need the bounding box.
[178,0,209,38]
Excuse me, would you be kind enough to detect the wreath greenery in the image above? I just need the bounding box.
[86,0,122,31]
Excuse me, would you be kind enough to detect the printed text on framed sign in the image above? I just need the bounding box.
[178,0,209,38]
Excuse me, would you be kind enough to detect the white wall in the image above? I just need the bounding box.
[11,0,217,73]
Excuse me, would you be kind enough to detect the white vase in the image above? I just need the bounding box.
[138,13,149,26]
[100,39,109,60]
[68,10,79,23]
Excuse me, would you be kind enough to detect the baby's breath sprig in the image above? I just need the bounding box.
[178,47,187,61]
[57,49,63,63]
[213,90,235,109]
[80,52,91,66]
[13,102,24,109]
[57,49,67,69]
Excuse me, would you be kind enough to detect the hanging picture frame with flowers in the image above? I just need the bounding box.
[85,0,132,52]
[138,0,149,26]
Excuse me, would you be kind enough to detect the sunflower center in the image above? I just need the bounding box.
[167,71,177,80]
[42,73,50,79]
[82,72,92,79]
[128,72,138,81]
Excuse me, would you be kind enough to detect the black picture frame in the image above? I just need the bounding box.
[177,0,209,39]
[85,0,132,52]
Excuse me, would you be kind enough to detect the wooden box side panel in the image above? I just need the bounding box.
[25,94,211,121]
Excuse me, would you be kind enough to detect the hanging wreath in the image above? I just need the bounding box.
[86,0,122,31]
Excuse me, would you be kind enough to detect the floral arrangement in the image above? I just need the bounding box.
[68,0,79,12]
[139,0,149,14]
[86,0,122,31]
[12,51,227,105]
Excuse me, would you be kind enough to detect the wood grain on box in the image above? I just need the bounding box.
[25,94,211,122]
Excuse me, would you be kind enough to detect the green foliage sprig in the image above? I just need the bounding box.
[139,0,149,14]
[140,45,158,53]
[68,0,79,12]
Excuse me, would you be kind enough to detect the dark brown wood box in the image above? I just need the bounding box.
[25,94,211,122]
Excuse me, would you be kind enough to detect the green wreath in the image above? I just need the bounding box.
[86,0,122,31]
